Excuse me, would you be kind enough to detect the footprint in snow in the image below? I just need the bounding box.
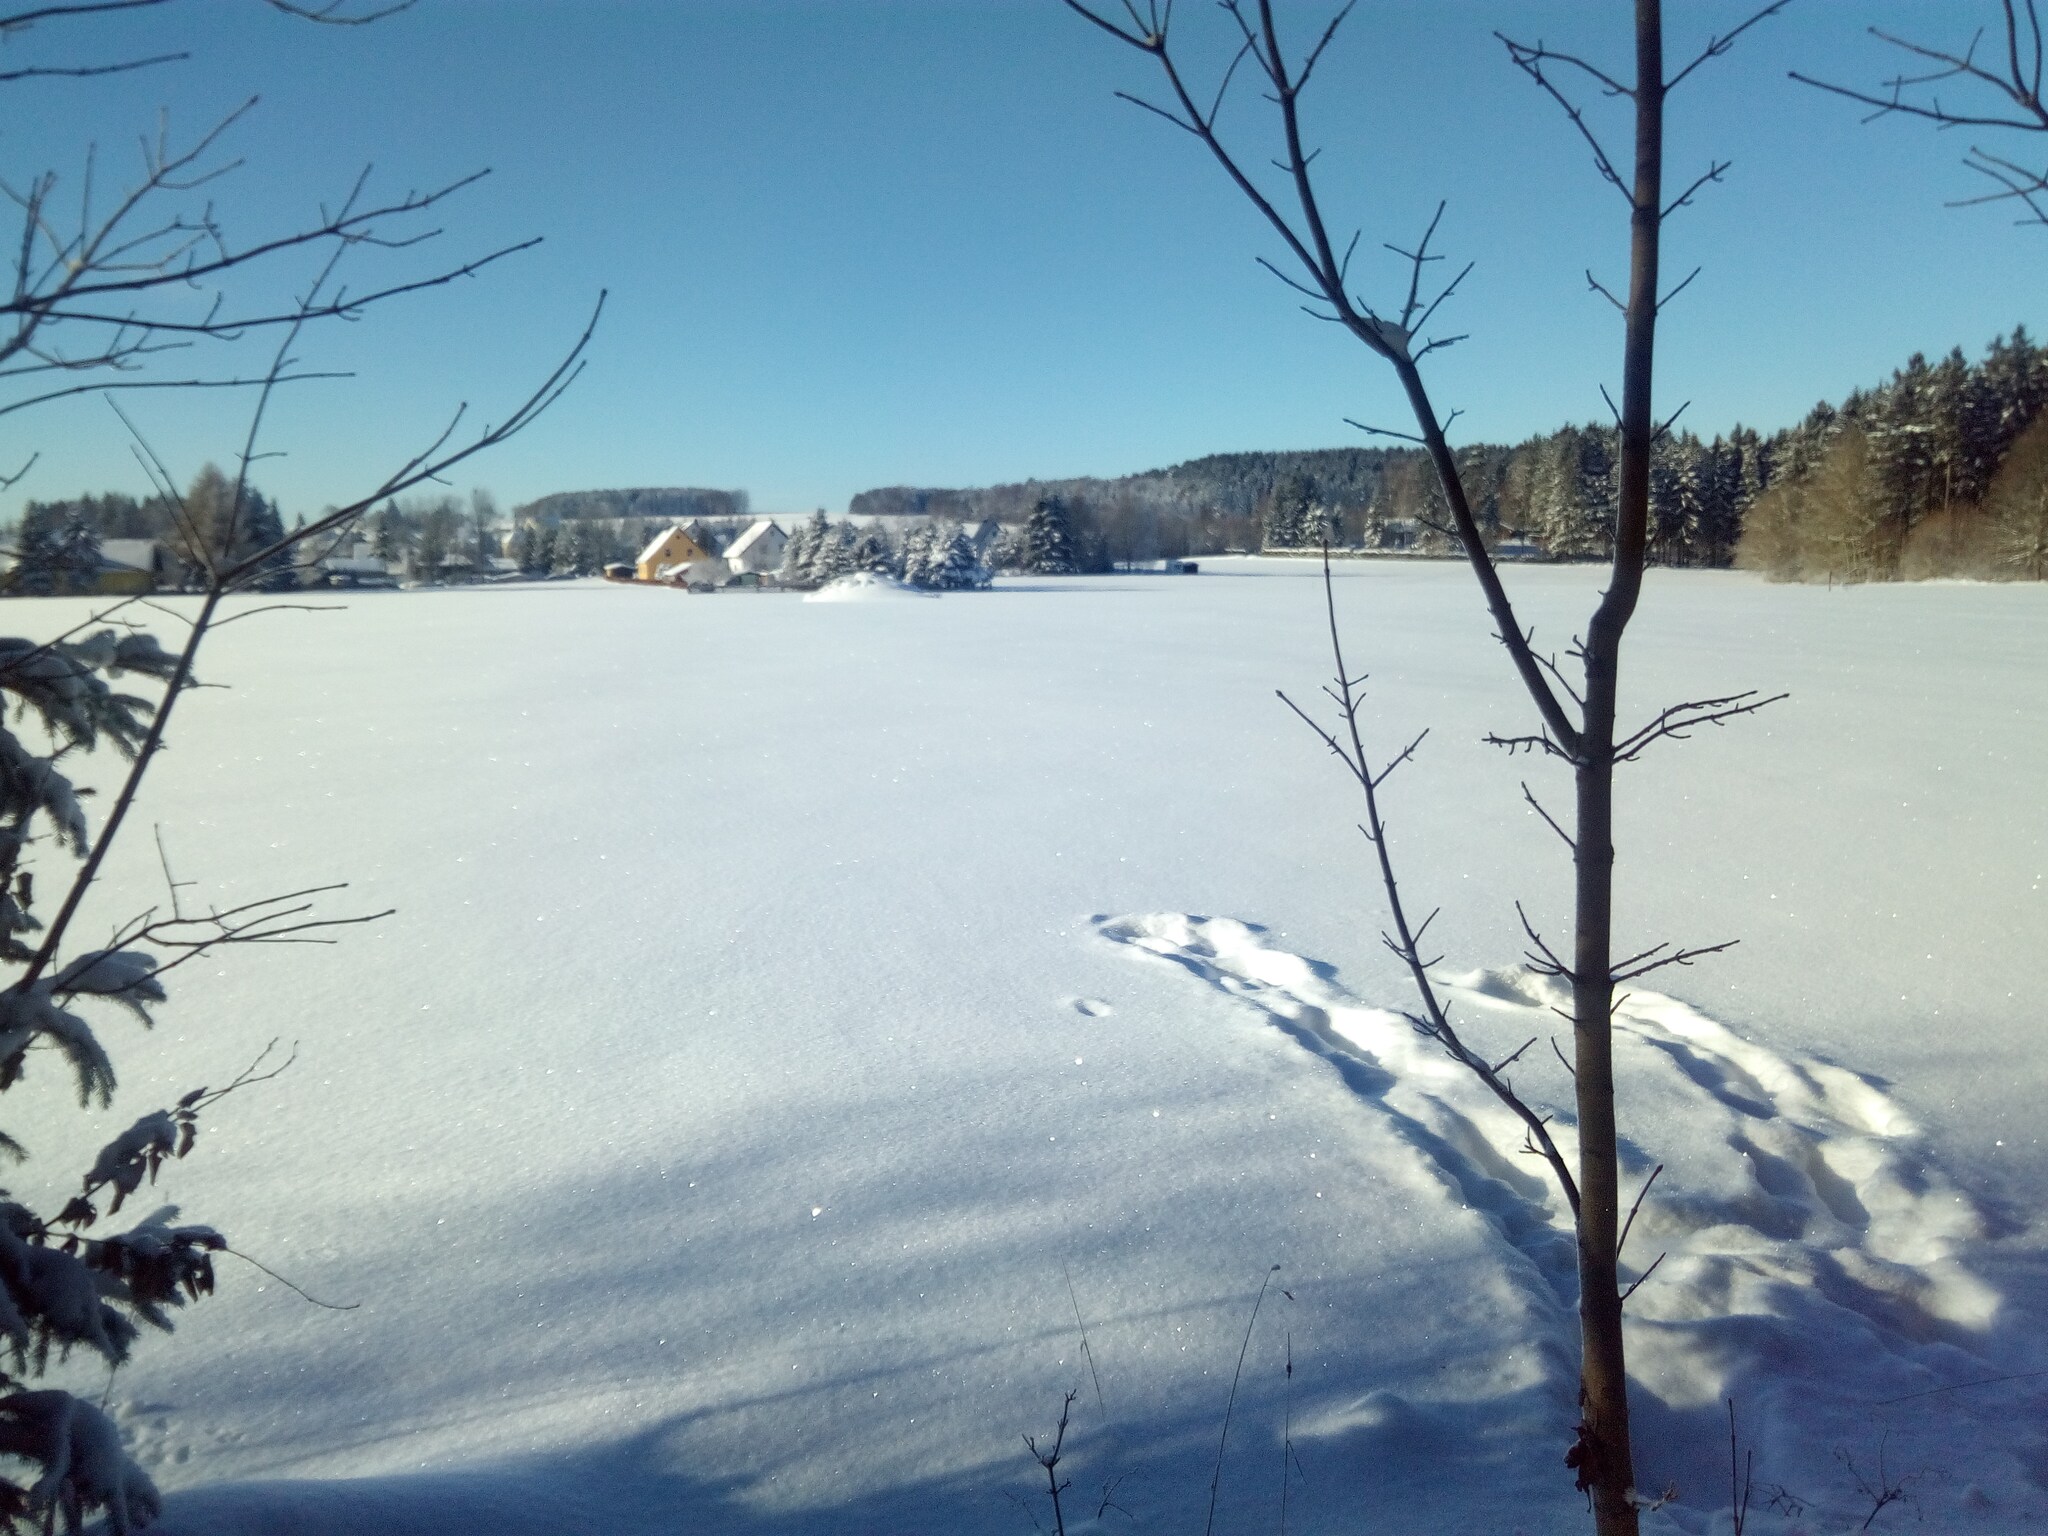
[1092,912,2017,1431]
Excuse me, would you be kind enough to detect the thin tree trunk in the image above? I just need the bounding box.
[1571,5,1664,1532]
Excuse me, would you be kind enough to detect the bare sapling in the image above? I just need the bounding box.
[1064,4,1791,1530]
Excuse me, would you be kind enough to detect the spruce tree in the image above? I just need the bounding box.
[1023,496,1077,574]
[928,522,990,589]
[851,525,895,576]
[1262,470,1314,549]
[780,512,828,587]
[58,515,103,593]
[806,520,856,586]
[9,508,65,595]
[899,523,937,587]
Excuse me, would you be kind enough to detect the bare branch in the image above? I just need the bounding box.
[1666,1,1795,92]
[1661,163,1728,221]
[1344,416,1425,444]
[1610,936,1739,984]
[0,50,184,83]
[1618,1251,1666,1307]
[1282,554,1580,1218]
[261,0,415,23]
[1957,143,2048,222]
[1613,689,1788,763]
[1521,780,1575,851]
[219,1245,359,1309]
[1652,399,1691,442]
[1515,899,1573,981]
[1483,729,1573,760]
[1616,1162,1662,1260]
[1499,33,1631,201]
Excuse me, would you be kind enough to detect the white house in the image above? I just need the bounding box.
[723,519,787,576]
[318,538,398,586]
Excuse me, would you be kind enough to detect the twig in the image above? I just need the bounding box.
[1024,1390,1078,1536]
[1616,1163,1662,1262]
[1205,1265,1278,1536]
[219,1245,358,1310]
[1063,1264,1107,1422]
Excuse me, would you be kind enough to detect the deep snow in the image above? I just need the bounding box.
[13,559,2047,1535]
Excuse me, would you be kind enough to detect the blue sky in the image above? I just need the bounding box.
[3,1,2038,520]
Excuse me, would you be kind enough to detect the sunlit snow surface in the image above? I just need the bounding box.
[17,561,2047,1535]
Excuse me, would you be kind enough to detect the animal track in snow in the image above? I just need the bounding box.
[1095,913,2003,1408]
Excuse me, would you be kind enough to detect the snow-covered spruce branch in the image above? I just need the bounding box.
[43,1040,298,1232]
[1277,552,1581,1220]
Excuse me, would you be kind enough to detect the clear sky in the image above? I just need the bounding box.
[3,1,2038,522]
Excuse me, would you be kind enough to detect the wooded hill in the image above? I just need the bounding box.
[849,327,2048,579]
[512,487,750,525]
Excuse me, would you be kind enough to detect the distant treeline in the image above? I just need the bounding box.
[848,327,2048,580]
[16,334,2046,587]
[1735,329,2048,581]
[513,487,748,525]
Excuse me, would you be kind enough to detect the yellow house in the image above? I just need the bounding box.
[634,525,715,582]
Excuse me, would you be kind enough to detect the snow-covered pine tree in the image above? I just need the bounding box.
[780,512,827,587]
[927,522,990,589]
[1647,436,1687,566]
[54,516,103,595]
[899,522,937,587]
[6,509,66,595]
[851,525,895,576]
[1569,427,1618,557]
[1023,496,1077,574]
[806,520,856,586]
[986,524,1024,573]
[1261,469,1313,549]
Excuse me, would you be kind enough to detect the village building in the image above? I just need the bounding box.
[722,518,787,576]
[634,524,719,582]
[94,540,174,594]
[317,539,399,588]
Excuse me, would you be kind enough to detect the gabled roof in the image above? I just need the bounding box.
[637,525,705,565]
[723,519,785,559]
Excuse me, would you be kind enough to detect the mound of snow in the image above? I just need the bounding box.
[801,572,934,602]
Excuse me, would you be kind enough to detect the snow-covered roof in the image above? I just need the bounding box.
[98,539,159,572]
[723,519,785,560]
[637,526,701,565]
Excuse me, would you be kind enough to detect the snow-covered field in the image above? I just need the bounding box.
[18,560,2048,1535]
